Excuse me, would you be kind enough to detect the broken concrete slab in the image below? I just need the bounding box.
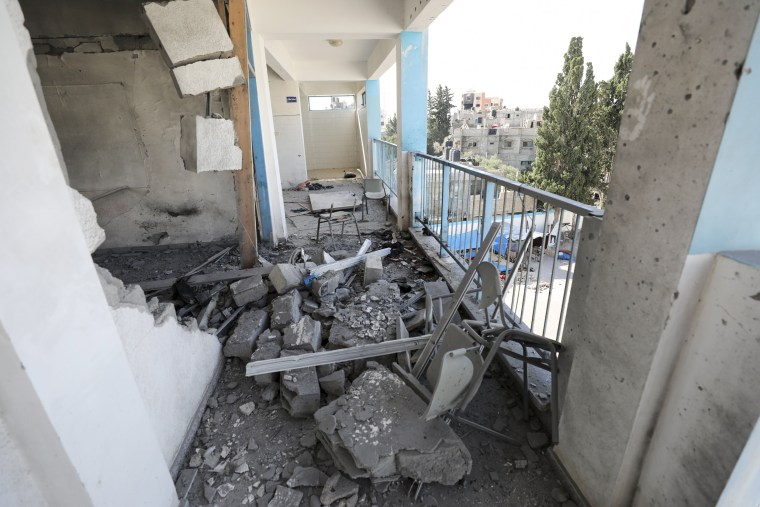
[286,466,328,488]
[283,315,321,352]
[363,255,383,287]
[270,263,303,294]
[68,187,105,253]
[313,364,471,485]
[251,341,282,385]
[257,328,283,346]
[171,58,244,97]
[318,369,346,397]
[320,472,360,506]
[328,281,401,347]
[271,290,302,330]
[311,270,343,300]
[280,351,321,418]
[224,309,269,360]
[267,485,303,507]
[180,115,242,173]
[229,274,269,307]
[142,0,233,67]
[238,401,256,416]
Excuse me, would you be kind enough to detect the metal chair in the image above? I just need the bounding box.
[361,178,388,220]
[315,203,361,247]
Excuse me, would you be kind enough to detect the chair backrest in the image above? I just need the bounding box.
[364,178,384,193]
[476,262,501,310]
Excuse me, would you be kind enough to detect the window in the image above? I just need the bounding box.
[308,95,356,111]
[500,139,513,149]
[520,160,533,170]
[522,140,534,148]
[467,141,478,148]
[361,91,366,107]
[488,128,497,135]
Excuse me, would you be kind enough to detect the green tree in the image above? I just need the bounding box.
[383,113,397,144]
[472,155,519,180]
[596,44,633,200]
[521,37,602,205]
[427,84,454,154]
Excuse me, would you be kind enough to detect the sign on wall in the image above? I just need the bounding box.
[286,96,297,103]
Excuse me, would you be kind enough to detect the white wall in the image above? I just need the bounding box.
[0,3,177,504]
[356,85,369,176]
[268,71,308,188]
[300,81,361,172]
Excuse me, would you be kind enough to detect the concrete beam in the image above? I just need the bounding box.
[367,39,396,79]
[404,0,452,31]
[264,40,298,82]
[293,60,368,81]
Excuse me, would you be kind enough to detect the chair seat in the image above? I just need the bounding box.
[318,211,352,220]
[364,191,385,200]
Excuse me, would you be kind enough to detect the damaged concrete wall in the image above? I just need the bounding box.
[269,71,308,188]
[35,49,238,247]
[300,81,361,172]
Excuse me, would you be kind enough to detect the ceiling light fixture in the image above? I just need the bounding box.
[327,39,343,47]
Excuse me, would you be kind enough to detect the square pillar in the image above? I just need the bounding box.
[366,79,381,176]
[395,31,428,230]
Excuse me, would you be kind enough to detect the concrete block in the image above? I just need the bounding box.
[318,370,346,397]
[311,270,342,300]
[363,255,383,286]
[281,351,320,418]
[257,328,282,346]
[250,341,281,385]
[180,115,242,173]
[268,485,303,507]
[68,187,105,253]
[229,274,268,307]
[271,290,302,330]
[171,58,244,97]
[270,263,303,294]
[143,0,233,67]
[286,466,328,488]
[320,473,359,506]
[224,309,268,359]
[283,316,321,352]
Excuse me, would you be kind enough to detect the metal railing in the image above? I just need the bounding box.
[371,139,398,196]
[414,152,603,341]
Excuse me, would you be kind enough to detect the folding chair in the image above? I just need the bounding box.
[361,178,389,221]
[315,202,361,247]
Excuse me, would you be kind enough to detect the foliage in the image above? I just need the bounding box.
[427,84,454,154]
[520,37,602,205]
[472,155,519,180]
[383,113,397,144]
[596,44,633,198]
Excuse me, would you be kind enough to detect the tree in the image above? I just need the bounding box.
[383,113,397,144]
[472,155,519,180]
[521,37,602,205]
[427,84,454,154]
[596,44,633,199]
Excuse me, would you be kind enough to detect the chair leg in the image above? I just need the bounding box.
[354,215,361,240]
[316,219,322,243]
[361,196,365,221]
[522,343,529,422]
[340,221,345,238]
[327,220,334,247]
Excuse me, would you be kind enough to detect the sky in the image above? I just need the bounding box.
[380,0,645,116]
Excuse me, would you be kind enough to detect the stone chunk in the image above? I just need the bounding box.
[68,187,105,253]
[286,466,328,488]
[311,270,343,300]
[250,341,282,385]
[270,264,304,294]
[527,431,549,450]
[180,115,242,173]
[318,370,346,397]
[172,58,244,97]
[143,0,233,67]
[363,255,383,286]
[271,290,302,330]
[238,401,256,416]
[224,309,269,359]
[320,473,359,506]
[283,316,321,352]
[267,485,303,507]
[281,352,320,418]
[229,274,269,306]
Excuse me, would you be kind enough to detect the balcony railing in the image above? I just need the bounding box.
[371,139,398,196]
[413,153,603,340]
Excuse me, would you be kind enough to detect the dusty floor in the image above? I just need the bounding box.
[94,179,575,506]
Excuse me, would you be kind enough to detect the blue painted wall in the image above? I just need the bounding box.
[690,24,760,254]
[398,31,428,153]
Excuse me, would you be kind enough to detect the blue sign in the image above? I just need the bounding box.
[286,96,297,103]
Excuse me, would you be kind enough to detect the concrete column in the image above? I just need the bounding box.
[0,4,177,505]
[395,31,428,230]
[366,79,381,176]
[248,29,288,244]
[554,1,760,506]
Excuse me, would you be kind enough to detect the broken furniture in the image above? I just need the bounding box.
[361,177,389,221]
[315,203,362,247]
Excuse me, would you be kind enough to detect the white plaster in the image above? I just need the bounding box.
[143,0,233,67]
[0,4,178,504]
[269,75,308,188]
[619,75,654,142]
[68,187,105,253]
[181,115,243,173]
[172,57,244,97]
[0,415,49,507]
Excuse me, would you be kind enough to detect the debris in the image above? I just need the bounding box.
[283,316,322,352]
[363,255,383,286]
[520,444,539,463]
[328,281,401,347]
[217,482,235,498]
[286,466,328,488]
[204,484,217,503]
[235,462,250,474]
[175,468,198,501]
[224,309,269,359]
[309,248,392,278]
[527,431,549,450]
[230,275,269,307]
[248,438,259,451]
[171,58,245,98]
[250,341,282,385]
[270,264,304,294]
[320,473,360,506]
[299,432,317,449]
[238,402,256,416]
[180,115,242,173]
[514,459,528,470]
[260,383,279,402]
[318,369,346,397]
[271,290,302,330]
[311,270,343,300]
[267,485,303,507]
[551,487,570,503]
[313,364,471,485]
[280,352,321,418]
